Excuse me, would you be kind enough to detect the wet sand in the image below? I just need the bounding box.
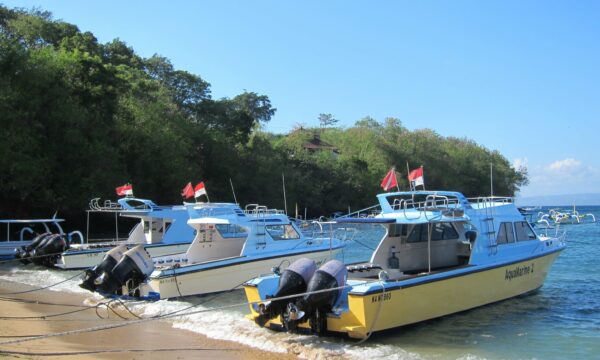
[0,281,296,360]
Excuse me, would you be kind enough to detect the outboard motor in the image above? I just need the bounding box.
[96,245,154,296]
[30,234,69,266]
[284,259,347,333]
[15,232,51,264]
[79,245,127,292]
[257,258,317,326]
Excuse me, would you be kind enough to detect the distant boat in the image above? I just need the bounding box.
[0,217,83,260]
[80,203,346,299]
[244,190,565,339]
[537,206,596,227]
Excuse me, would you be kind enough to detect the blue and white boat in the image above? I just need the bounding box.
[50,197,195,269]
[0,217,83,260]
[244,191,566,339]
[81,203,345,299]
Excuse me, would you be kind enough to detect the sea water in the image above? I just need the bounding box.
[1,207,599,359]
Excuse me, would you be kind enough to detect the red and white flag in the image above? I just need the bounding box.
[407,167,425,189]
[194,182,207,198]
[181,182,194,199]
[380,168,398,191]
[115,184,133,197]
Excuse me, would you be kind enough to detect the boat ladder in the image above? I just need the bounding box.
[478,197,497,248]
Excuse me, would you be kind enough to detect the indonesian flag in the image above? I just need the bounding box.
[115,184,133,197]
[408,167,424,189]
[194,182,207,198]
[181,182,194,199]
[380,168,398,191]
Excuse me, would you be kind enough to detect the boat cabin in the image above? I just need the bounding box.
[339,191,535,281]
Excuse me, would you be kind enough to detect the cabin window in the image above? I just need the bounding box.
[215,224,248,238]
[388,224,405,237]
[266,224,300,240]
[407,222,459,243]
[515,221,537,241]
[496,222,516,244]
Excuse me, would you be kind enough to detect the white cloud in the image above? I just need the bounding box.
[547,158,581,172]
[517,158,600,197]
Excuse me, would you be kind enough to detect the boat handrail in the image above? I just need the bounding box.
[19,227,35,241]
[68,231,85,244]
[88,198,124,211]
[244,204,285,217]
[336,204,381,219]
[467,196,513,207]
[402,200,423,220]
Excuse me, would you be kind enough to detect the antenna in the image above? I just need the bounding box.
[229,178,238,204]
[490,162,494,197]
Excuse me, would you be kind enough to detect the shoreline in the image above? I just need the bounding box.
[0,279,296,360]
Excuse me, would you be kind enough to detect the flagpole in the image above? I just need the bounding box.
[229,178,238,204]
[282,172,288,215]
[406,161,412,192]
[421,165,426,190]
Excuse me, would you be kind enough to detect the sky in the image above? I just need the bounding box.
[4,1,599,198]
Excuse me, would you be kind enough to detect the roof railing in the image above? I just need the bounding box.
[244,204,285,217]
[467,196,514,207]
[88,198,124,211]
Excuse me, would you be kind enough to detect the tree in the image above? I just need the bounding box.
[318,113,339,128]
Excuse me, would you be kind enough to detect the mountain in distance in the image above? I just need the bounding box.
[515,193,600,207]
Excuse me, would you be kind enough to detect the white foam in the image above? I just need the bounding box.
[119,295,425,360]
[0,267,89,294]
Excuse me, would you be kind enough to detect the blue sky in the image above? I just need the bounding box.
[4,1,599,197]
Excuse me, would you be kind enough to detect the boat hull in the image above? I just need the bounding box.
[245,249,562,339]
[0,241,31,259]
[55,243,191,269]
[147,249,340,299]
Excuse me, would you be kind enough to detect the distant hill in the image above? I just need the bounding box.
[515,193,600,206]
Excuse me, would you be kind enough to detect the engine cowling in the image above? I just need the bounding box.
[15,233,51,264]
[79,245,127,292]
[283,259,347,333]
[30,234,69,266]
[257,258,317,325]
[96,245,154,296]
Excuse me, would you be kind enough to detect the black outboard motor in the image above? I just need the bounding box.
[96,245,154,296]
[284,259,347,333]
[256,258,317,326]
[15,232,51,264]
[30,234,69,266]
[79,245,127,292]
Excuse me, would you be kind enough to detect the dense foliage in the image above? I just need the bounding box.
[0,7,527,222]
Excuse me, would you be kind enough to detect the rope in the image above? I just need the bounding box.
[0,283,352,346]
[0,347,239,356]
[354,281,385,344]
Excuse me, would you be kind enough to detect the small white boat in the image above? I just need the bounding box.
[80,203,346,299]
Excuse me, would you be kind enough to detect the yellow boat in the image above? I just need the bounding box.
[243,191,565,339]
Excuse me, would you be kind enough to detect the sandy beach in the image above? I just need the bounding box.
[0,279,297,360]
